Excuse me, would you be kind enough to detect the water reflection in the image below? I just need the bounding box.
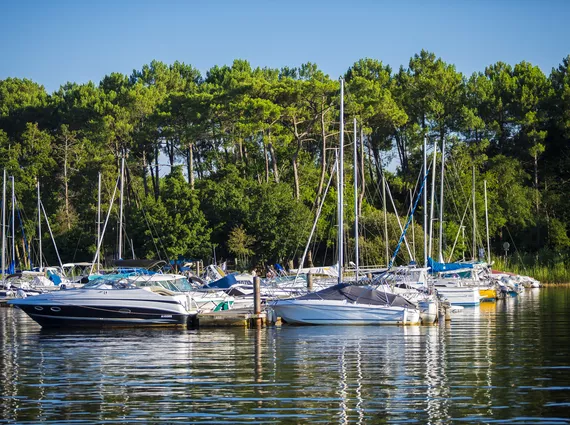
[1,288,570,424]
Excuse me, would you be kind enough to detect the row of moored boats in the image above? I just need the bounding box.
[3,258,540,328]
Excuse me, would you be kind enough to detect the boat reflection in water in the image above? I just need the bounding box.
[2,288,570,423]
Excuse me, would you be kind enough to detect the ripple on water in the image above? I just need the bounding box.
[2,288,570,423]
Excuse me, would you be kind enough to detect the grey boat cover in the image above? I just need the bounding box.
[298,283,416,308]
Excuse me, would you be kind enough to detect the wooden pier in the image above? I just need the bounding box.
[192,276,277,328]
[194,308,274,328]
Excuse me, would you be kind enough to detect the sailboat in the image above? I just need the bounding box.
[271,80,421,325]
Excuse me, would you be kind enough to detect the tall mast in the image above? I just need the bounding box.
[11,176,15,272]
[338,78,344,284]
[37,178,42,269]
[383,173,389,265]
[97,172,102,272]
[428,140,437,259]
[423,136,428,268]
[438,137,446,262]
[472,165,476,260]
[353,118,359,282]
[484,180,491,264]
[1,170,5,282]
[410,189,416,261]
[118,155,125,260]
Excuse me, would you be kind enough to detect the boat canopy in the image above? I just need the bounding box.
[205,274,238,289]
[428,257,474,274]
[297,283,416,308]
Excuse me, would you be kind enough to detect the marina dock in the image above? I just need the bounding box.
[193,308,276,328]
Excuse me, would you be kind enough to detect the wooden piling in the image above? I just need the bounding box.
[253,276,262,327]
[307,272,313,292]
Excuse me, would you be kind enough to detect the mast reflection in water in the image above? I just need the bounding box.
[1,287,570,424]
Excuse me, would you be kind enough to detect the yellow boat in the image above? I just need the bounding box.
[479,288,497,301]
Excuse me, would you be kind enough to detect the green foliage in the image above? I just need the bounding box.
[227,225,255,270]
[130,166,211,259]
[1,53,570,273]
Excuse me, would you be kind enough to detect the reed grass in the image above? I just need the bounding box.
[492,254,570,284]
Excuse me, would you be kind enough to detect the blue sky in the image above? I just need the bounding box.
[1,0,568,93]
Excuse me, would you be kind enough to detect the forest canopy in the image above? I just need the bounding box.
[1,50,569,272]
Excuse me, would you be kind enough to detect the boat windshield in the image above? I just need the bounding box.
[128,276,193,292]
[82,280,137,290]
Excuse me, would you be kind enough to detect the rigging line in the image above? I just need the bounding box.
[447,202,470,262]
[448,152,477,258]
[384,162,429,262]
[444,170,463,227]
[504,225,528,273]
[39,201,64,271]
[296,157,337,282]
[125,163,165,262]
[71,224,83,263]
[90,175,120,275]
[387,165,429,270]
[15,199,31,269]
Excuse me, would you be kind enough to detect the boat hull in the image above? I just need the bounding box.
[272,299,420,325]
[479,288,497,301]
[13,303,189,328]
[418,299,438,324]
[8,288,191,328]
[434,287,481,306]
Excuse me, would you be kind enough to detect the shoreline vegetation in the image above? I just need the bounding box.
[1,50,570,280]
[494,256,570,284]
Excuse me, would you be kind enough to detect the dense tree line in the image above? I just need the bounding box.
[1,50,569,271]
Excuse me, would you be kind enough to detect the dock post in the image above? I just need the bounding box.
[253,276,261,327]
[307,272,313,292]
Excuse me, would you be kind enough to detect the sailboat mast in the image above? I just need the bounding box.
[338,78,344,284]
[428,140,437,258]
[118,155,125,260]
[472,165,476,260]
[353,118,359,282]
[383,173,389,265]
[11,176,15,272]
[1,170,5,282]
[484,179,490,264]
[423,136,428,268]
[97,172,102,273]
[438,137,446,261]
[37,178,42,269]
[410,189,416,260]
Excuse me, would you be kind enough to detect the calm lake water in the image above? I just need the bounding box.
[1,287,570,424]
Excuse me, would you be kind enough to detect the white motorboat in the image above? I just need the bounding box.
[126,273,235,312]
[271,283,420,325]
[432,282,481,306]
[8,279,193,327]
